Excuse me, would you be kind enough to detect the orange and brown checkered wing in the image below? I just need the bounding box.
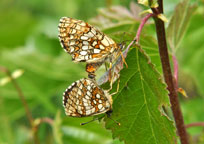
[63,78,112,117]
[58,17,118,63]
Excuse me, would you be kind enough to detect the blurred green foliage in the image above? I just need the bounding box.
[0,0,204,143]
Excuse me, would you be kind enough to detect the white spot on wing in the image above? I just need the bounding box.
[87,32,94,37]
[85,95,90,99]
[91,108,95,113]
[78,106,82,111]
[83,41,89,45]
[69,35,74,39]
[93,100,97,104]
[91,29,96,35]
[99,44,105,49]
[70,46,75,52]
[85,55,89,60]
[79,84,83,89]
[71,29,76,34]
[82,46,88,50]
[84,103,88,106]
[106,37,114,44]
[86,110,91,115]
[87,91,91,96]
[81,36,88,40]
[87,86,91,90]
[92,41,97,46]
[76,100,79,105]
[96,94,100,99]
[80,51,87,55]
[101,38,109,46]
[69,40,75,45]
[78,90,82,95]
[79,22,86,26]
[94,49,100,54]
[98,104,103,109]
[100,107,105,111]
[83,98,87,103]
[75,25,81,30]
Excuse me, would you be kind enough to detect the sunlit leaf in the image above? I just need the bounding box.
[104,47,176,143]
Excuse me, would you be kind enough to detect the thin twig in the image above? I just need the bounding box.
[186,122,204,129]
[0,66,39,144]
[40,117,54,125]
[151,1,189,143]
[33,117,54,133]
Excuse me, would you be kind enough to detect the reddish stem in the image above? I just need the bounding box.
[152,0,189,143]
[125,13,154,57]
[135,13,154,44]
[186,122,204,129]
[173,55,178,89]
[40,117,54,125]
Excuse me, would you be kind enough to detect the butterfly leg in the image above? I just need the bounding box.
[107,62,114,91]
[109,79,120,96]
[120,51,128,68]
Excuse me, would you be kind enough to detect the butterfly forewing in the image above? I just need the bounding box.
[58,17,118,63]
[63,78,112,117]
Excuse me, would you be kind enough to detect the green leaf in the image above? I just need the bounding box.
[167,0,197,51]
[61,116,123,144]
[140,35,162,73]
[104,47,176,143]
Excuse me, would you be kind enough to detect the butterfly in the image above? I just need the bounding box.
[63,78,113,117]
[58,17,125,79]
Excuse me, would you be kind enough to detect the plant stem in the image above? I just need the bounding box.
[172,55,178,89]
[0,66,39,144]
[40,117,54,125]
[135,13,154,44]
[151,1,189,143]
[186,122,204,128]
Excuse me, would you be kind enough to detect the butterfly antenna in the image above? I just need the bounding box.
[80,118,99,125]
[106,110,121,126]
[108,116,121,126]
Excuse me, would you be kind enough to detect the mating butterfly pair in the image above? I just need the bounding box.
[58,17,122,120]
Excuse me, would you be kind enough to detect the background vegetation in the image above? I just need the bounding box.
[0,0,204,143]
